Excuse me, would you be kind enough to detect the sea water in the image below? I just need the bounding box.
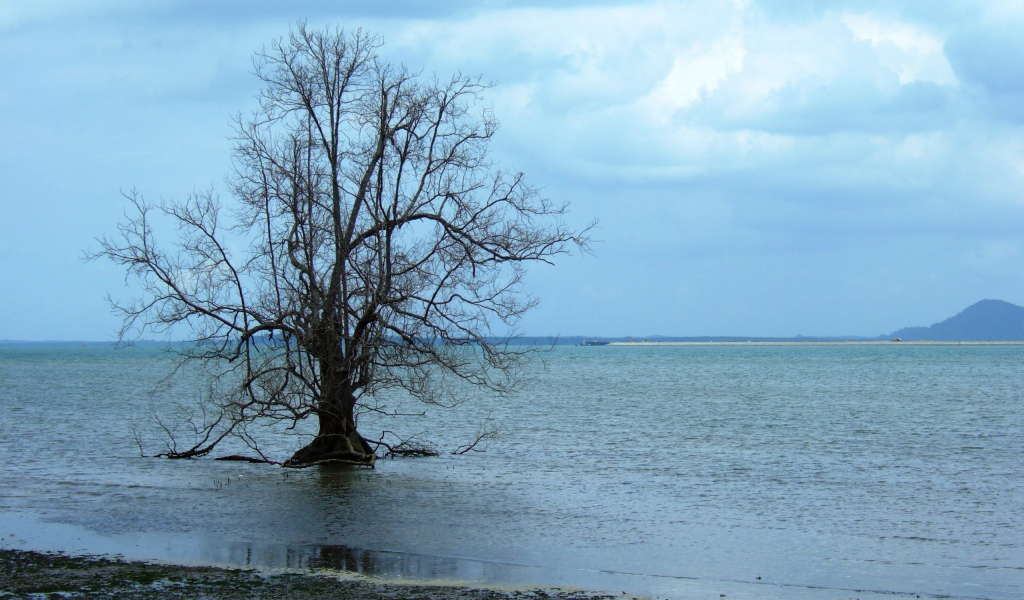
[0,345,1021,599]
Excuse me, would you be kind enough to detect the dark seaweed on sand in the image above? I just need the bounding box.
[0,550,617,600]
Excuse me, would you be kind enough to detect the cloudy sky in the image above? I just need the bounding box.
[2,0,1023,340]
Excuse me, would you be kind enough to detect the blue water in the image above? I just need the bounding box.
[0,345,1021,599]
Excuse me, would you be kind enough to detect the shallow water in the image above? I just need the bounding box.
[0,345,1021,599]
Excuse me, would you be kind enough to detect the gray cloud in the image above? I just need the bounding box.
[947,22,1024,90]
[945,20,1024,125]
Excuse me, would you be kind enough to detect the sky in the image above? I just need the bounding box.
[2,0,1024,340]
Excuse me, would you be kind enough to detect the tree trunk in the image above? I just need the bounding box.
[285,392,375,467]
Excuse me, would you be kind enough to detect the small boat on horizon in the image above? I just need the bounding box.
[579,339,610,346]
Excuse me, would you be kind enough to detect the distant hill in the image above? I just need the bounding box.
[889,299,1024,341]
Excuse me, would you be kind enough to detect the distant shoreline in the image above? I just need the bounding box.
[603,340,1024,346]
[4,339,1024,348]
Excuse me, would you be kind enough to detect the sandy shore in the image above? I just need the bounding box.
[0,549,619,600]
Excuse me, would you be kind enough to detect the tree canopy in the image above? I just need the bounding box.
[95,25,590,466]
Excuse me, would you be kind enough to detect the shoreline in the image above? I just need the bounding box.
[0,549,619,600]
[0,513,963,600]
[603,340,1024,346]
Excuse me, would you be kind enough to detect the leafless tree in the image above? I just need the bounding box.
[92,24,590,467]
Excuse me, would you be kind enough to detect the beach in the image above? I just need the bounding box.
[1,549,617,600]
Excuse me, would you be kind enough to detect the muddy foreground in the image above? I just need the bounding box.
[0,550,620,600]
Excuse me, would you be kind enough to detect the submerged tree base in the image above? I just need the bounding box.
[283,430,377,468]
[284,453,377,468]
[210,454,376,468]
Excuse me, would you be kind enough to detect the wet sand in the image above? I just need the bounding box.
[0,549,619,600]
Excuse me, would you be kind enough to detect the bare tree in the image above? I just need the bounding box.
[92,24,590,467]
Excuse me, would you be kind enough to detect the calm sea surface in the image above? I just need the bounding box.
[0,345,1021,599]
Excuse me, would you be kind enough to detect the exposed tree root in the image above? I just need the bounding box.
[158,447,214,460]
[282,456,376,468]
[389,446,439,458]
[452,423,500,455]
[214,455,276,464]
[363,432,439,459]
[284,435,376,468]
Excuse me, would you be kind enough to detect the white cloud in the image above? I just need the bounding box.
[638,34,747,119]
[842,13,957,85]
[378,2,969,183]
[389,1,742,112]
